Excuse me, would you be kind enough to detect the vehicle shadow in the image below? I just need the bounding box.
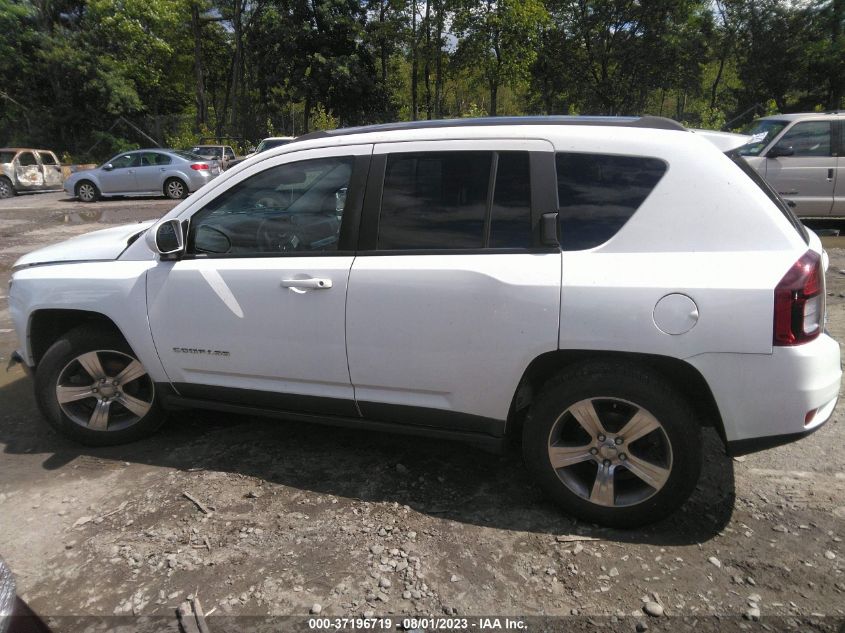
[0,372,735,546]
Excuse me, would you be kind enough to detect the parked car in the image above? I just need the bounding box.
[227,137,294,169]
[63,149,220,202]
[8,116,841,528]
[189,144,237,170]
[738,111,844,217]
[0,148,63,198]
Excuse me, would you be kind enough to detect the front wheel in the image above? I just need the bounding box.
[76,181,100,203]
[164,178,188,200]
[34,327,165,446]
[523,362,702,528]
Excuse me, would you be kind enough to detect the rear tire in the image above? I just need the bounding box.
[164,178,188,200]
[0,176,14,199]
[34,326,165,446]
[523,362,702,528]
[76,180,100,203]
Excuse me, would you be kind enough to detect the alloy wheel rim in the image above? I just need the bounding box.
[0,181,9,197]
[167,181,184,198]
[547,397,673,508]
[55,350,154,432]
[78,184,94,201]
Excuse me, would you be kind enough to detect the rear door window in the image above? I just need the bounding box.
[17,152,38,167]
[556,153,667,251]
[377,151,532,250]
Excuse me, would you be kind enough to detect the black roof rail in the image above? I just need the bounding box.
[294,115,686,142]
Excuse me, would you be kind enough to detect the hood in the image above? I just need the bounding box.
[13,221,155,269]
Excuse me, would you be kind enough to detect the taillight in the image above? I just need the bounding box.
[773,250,823,346]
[190,163,210,171]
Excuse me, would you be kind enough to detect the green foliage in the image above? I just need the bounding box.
[0,0,841,154]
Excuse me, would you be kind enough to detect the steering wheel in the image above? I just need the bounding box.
[257,216,303,252]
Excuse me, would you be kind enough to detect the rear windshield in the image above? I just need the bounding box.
[726,149,808,243]
[175,151,207,161]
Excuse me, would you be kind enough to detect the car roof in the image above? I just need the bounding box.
[294,115,686,143]
[261,137,295,141]
[758,111,845,122]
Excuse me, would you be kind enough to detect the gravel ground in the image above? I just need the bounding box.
[0,193,843,632]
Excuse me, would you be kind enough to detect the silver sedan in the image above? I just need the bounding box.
[64,149,221,202]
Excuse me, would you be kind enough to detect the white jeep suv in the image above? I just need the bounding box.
[8,116,842,527]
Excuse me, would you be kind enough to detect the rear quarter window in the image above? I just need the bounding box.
[556,153,667,250]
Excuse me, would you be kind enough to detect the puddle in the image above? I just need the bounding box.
[58,209,119,225]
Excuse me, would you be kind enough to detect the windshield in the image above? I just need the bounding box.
[256,139,292,153]
[737,120,788,156]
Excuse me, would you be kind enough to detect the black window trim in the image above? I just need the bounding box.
[357,148,559,255]
[180,153,370,260]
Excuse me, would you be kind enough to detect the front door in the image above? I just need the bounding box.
[100,153,140,193]
[37,151,64,188]
[147,144,371,417]
[763,120,835,216]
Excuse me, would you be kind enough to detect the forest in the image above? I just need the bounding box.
[0,0,843,160]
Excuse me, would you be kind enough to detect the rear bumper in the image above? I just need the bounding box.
[688,333,841,454]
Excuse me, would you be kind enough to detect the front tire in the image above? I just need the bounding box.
[0,176,14,199]
[523,362,702,528]
[34,326,165,446]
[76,180,100,203]
[164,178,188,200]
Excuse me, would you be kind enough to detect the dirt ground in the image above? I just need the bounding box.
[0,192,843,632]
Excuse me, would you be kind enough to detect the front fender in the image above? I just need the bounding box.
[9,261,168,382]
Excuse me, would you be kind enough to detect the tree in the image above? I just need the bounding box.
[452,0,548,116]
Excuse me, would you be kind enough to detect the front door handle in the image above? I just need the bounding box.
[828,168,834,182]
[280,278,332,290]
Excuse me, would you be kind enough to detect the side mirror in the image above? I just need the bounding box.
[767,145,794,158]
[540,212,560,246]
[102,163,114,171]
[145,219,185,257]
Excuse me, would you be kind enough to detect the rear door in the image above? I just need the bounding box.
[763,120,835,216]
[135,151,170,193]
[37,151,63,188]
[14,151,43,190]
[345,139,561,434]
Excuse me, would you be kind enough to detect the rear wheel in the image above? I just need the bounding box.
[34,327,165,446]
[76,181,100,203]
[164,178,188,200]
[0,176,14,198]
[523,362,702,528]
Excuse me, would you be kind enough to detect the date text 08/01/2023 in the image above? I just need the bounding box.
[307,617,528,630]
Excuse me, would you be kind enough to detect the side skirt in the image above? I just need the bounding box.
[159,385,507,454]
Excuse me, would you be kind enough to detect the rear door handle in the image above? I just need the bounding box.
[828,168,834,182]
[280,278,332,291]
